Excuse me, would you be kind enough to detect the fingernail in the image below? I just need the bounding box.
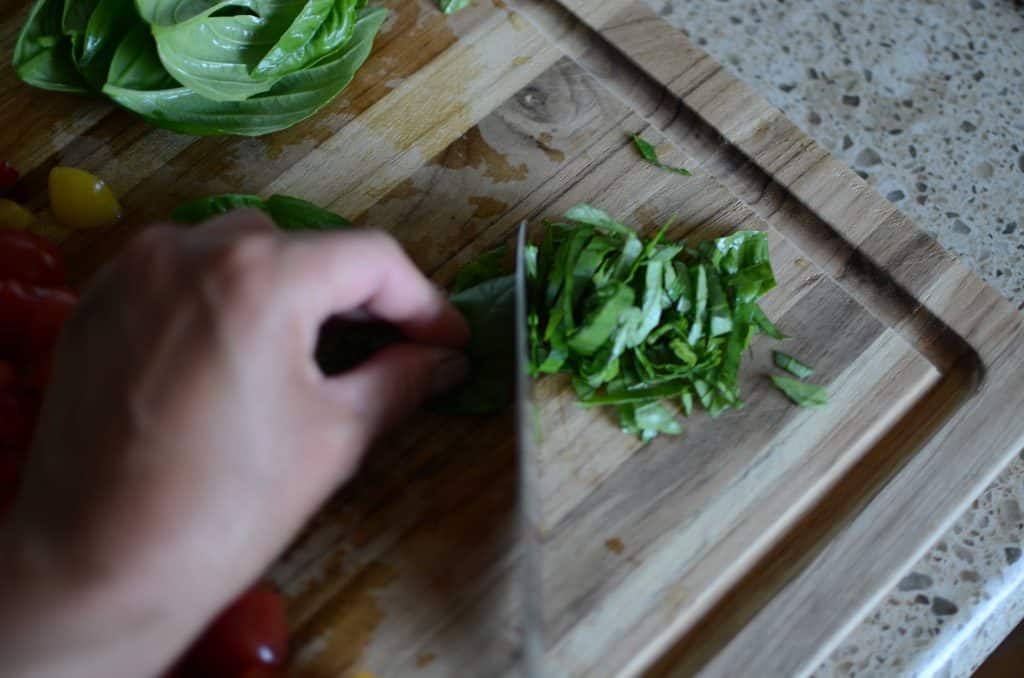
[430,349,470,396]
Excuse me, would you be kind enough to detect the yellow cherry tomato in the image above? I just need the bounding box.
[49,166,122,230]
[0,198,35,230]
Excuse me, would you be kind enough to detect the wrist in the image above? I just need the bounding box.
[0,520,193,678]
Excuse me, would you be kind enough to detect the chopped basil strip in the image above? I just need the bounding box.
[631,133,692,176]
[770,375,827,408]
[772,351,814,379]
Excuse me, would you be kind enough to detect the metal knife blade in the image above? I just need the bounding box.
[515,221,544,677]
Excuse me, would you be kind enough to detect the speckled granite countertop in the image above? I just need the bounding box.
[644,0,1024,674]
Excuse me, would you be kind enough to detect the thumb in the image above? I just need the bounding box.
[327,343,470,442]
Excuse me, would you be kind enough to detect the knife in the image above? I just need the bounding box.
[515,220,546,677]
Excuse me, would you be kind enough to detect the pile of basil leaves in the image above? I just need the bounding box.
[13,0,387,136]
[526,206,789,440]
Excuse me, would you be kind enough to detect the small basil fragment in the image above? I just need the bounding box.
[631,134,692,176]
[438,0,473,14]
[770,375,827,408]
[773,351,814,379]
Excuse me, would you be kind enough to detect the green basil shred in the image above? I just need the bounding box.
[772,350,814,379]
[438,0,473,13]
[631,134,692,176]
[769,375,828,408]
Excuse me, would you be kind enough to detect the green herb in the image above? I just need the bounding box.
[772,351,814,379]
[432,274,516,414]
[528,204,778,440]
[453,246,507,293]
[266,195,352,231]
[439,0,473,14]
[171,194,267,223]
[631,134,692,176]
[14,0,387,137]
[13,0,90,94]
[752,305,788,340]
[171,193,352,230]
[769,375,827,408]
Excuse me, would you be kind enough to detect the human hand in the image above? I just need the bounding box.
[0,210,469,678]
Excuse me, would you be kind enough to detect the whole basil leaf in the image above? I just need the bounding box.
[76,0,143,88]
[265,194,351,230]
[171,194,267,222]
[62,0,101,58]
[144,0,313,102]
[254,0,364,79]
[103,6,387,136]
[432,275,516,415]
[252,0,336,78]
[106,23,181,90]
[13,0,90,93]
[171,193,351,230]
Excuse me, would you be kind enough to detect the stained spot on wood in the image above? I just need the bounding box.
[290,561,398,677]
[416,652,437,668]
[536,132,566,163]
[512,56,531,66]
[380,177,421,205]
[468,196,509,219]
[433,127,528,182]
[286,548,350,629]
[605,537,625,555]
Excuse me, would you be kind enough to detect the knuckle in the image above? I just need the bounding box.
[359,228,402,255]
[200,234,279,316]
[124,225,177,271]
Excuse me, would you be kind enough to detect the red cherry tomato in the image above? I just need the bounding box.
[0,455,19,516]
[187,584,289,676]
[0,361,16,391]
[0,231,67,287]
[20,352,54,395]
[0,280,37,357]
[0,161,17,196]
[26,286,77,354]
[0,281,76,360]
[236,666,285,678]
[0,391,30,453]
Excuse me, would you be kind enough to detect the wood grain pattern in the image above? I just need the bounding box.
[3,0,1023,676]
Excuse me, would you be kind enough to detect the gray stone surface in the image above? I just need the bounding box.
[644,0,1024,675]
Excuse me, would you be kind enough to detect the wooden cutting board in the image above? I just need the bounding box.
[4,0,1024,676]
